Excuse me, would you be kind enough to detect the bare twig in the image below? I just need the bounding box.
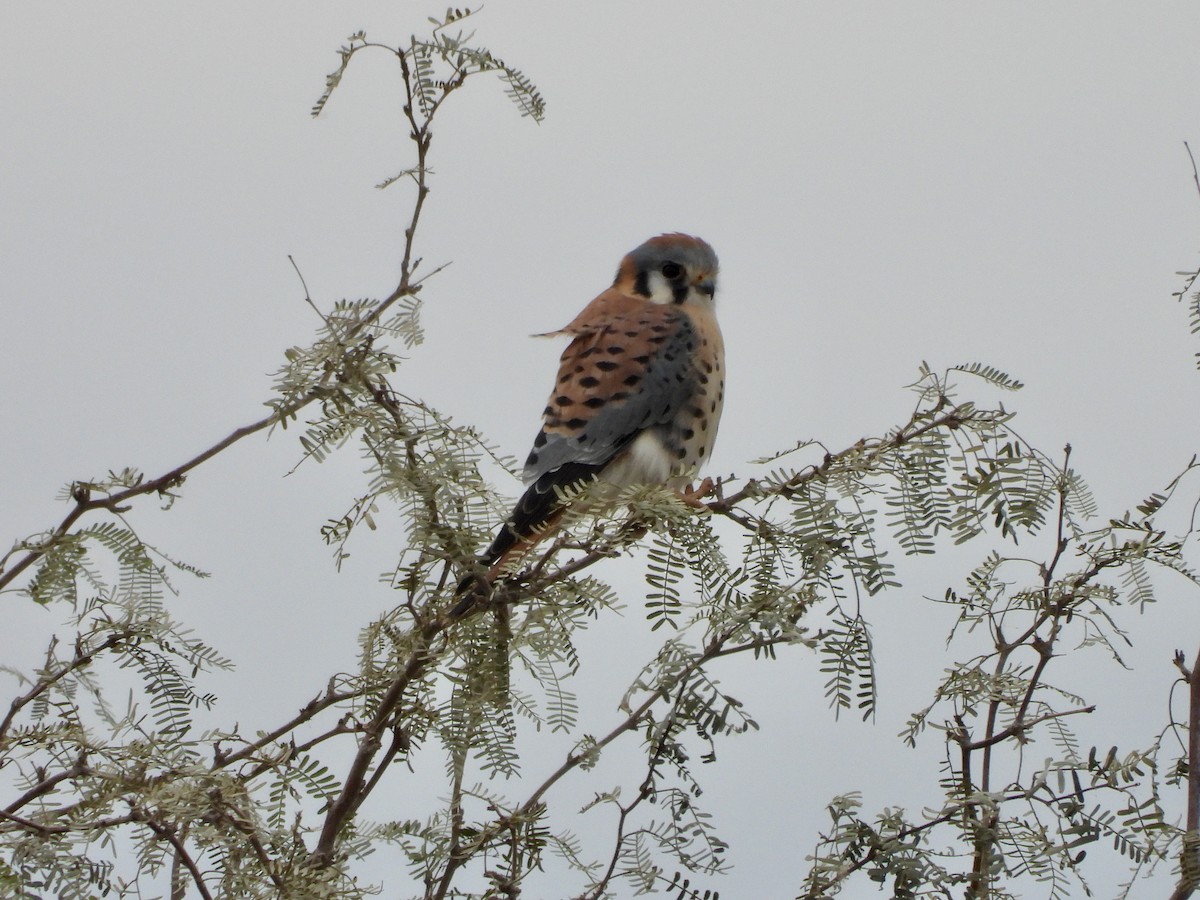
[289,253,331,328]
[1186,141,1200,203]
[1171,645,1200,900]
[212,683,370,772]
[0,406,305,595]
[1174,142,1200,307]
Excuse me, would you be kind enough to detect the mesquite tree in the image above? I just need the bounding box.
[3,10,1199,899]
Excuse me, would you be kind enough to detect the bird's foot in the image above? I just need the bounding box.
[677,477,715,509]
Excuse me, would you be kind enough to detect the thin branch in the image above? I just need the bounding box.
[1,98,439,599]
[431,755,468,900]
[1172,142,1200,307]
[708,401,968,513]
[0,404,308,595]
[964,704,1096,752]
[3,755,89,816]
[1042,443,1073,587]
[139,812,214,900]
[358,721,410,807]
[575,798,643,900]
[1187,141,1200,204]
[0,633,124,744]
[0,807,65,835]
[220,810,288,892]
[310,621,442,866]
[289,253,331,327]
[0,808,137,836]
[212,682,370,772]
[1171,644,1200,900]
[575,681,696,899]
[456,597,791,869]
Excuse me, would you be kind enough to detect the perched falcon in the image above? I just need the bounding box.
[456,233,724,609]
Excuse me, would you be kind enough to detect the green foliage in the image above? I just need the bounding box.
[805,451,1200,897]
[4,8,1200,900]
[311,14,545,125]
[820,612,876,720]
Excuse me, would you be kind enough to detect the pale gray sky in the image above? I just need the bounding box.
[4,2,1200,895]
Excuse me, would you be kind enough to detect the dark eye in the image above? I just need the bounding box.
[660,262,683,280]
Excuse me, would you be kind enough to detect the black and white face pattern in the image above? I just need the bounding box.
[625,234,719,308]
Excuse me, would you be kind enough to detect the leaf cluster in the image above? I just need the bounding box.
[5,9,1200,900]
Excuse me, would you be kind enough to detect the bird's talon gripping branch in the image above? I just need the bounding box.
[677,476,715,508]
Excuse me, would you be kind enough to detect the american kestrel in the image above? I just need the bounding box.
[456,233,724,608]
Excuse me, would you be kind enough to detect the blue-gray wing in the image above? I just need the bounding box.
[522,300,701,484]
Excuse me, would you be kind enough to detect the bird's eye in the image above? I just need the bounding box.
[660,262,683,280]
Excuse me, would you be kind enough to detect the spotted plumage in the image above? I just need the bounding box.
[454,233,724,611]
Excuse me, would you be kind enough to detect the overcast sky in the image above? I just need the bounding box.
[5,2,1200,896]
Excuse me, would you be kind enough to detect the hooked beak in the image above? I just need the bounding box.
[695,278,716,298]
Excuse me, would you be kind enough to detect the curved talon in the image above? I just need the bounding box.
[677,476,715,508]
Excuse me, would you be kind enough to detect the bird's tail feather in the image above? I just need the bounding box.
[449,463,601,618]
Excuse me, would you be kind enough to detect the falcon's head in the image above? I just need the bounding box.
[616,233,719,308]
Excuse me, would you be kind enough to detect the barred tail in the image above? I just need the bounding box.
[449,462,600,618]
